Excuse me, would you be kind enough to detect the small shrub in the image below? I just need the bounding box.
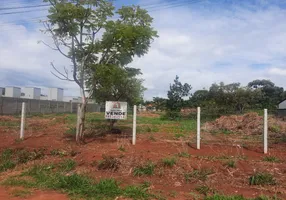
[263,156,280,163]
[185,168,214,182]
[249,172,276,185]
[162,157,176,167]
[225,160,236,168]
[269,125,280,133]
[118,146,126,152]
[0,161,16,172]
[123,185,151,199]
[195,185,211,196]
[133,162,155,176]
[177,152,190,158]
[98,155,120,171]
[161,111,181,121]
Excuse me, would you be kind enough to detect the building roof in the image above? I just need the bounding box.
[5,86,21,89]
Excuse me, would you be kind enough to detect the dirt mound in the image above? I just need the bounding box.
[203,112,286,135]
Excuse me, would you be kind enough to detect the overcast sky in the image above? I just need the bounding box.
[1,0,286,100]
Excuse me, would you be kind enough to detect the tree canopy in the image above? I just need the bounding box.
[43,0,158,141]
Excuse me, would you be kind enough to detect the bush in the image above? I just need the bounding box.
[133,162,155,176]
[161,111,181,120]
[162,157,176,167]
[249,172,276,185]
[262,156,280,163]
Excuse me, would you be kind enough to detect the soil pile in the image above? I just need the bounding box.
[203,112,286,135]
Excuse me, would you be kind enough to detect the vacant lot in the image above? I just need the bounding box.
[0,112,285,200]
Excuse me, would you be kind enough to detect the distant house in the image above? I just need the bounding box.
[278,99,286,116]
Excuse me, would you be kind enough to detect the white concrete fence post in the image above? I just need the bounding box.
[197,107,201,150]
[132,105,137,145]
[264,109,268,154]
[20,102,26,140]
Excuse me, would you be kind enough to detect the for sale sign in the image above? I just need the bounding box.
[105,101,127,120]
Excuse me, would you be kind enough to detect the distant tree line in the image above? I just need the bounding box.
[147,76,286,116]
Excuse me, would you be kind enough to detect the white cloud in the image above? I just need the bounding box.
[269,68,286,76]
[1,0,286,100]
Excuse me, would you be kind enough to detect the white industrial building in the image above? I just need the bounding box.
[5,86,21,98]
[63,96,81,103]
[48,88,64,101]
[0,87,3,97]
[279,99,286,109]
[23,87,41,99]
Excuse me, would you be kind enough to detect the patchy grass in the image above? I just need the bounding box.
[249,172,276,186]
[225,160,236,168]
[262,156,280,163]
[0,148,44,173]
[3,162,157,200]
[133,162,155,176]
[195,185,213,196]
[57,159,76,172]
[118,145,126,152]
[162,157,177,167]
[177,152,191,158]
[269,125,280,133]
[205,194,281,200]
[185,168,214,182]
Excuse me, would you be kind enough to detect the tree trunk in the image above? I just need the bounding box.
[109,119,116,130]
[79,101,87,142]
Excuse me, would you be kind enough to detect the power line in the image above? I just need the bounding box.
[0,8,48,15]
[0,4,50,11]
[0,0,205,30]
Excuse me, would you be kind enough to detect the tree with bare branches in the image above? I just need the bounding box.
[42,0,158,143]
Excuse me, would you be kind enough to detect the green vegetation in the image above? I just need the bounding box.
[205,194,280,200]
[0,148,45,172]
[65,126,76,135]
[269,125,280,133]
[118,145,126,152]
[225,160,236,168]
[3,162,157,200]
[133,162,155,176]
[249,172,276,185]
[195,185,212,196]
[0,121,19,128]
[177,152,191,158]
[162,157,177,167]
[262,156,280,163]
[185,168,214,182]
[57,159,76,172]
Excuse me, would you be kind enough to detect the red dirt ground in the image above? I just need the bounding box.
[0,114,286,200]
